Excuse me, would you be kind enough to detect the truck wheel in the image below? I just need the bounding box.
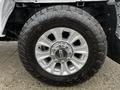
[18,5,107,86]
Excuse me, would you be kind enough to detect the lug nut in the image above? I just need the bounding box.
[51,55,55,59]
[69,53,72,56]
[65,47,68,49]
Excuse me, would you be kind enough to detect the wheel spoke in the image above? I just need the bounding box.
[61,62,70,75]
[71,56,86,66]
[73,44,88,54]
[36,51,50,60]
[67,31,80,44]
[38,35,53,47]
[69,56,87,71]
[52,28,63,41]
[37,41,49,48]
[45,60,56,73]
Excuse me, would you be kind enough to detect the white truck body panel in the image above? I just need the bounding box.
[0,0,15,37]
[15,0,107,3]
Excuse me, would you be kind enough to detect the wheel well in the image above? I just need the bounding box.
[2,3,117,41]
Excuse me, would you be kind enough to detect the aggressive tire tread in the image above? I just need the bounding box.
[18,5,107,86]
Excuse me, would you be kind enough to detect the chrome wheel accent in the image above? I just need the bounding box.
[35,27,89,76]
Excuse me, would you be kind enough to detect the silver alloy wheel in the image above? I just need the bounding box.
[35,27,89,76]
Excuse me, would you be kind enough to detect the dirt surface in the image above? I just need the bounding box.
[0,41,120,90]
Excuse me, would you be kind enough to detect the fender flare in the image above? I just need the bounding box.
[0,0,15,37]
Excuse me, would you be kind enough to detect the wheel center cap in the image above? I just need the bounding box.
[50,41,73,61]
[55,49,68,60]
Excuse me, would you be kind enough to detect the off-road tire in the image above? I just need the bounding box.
[18,5,107,86]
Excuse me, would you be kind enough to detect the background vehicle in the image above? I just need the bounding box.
[0,0,120,86]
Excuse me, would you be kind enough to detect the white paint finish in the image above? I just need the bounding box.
[15,0,107,3]
[0,0,15,37]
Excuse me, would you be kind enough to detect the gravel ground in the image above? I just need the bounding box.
[0,41,120,90]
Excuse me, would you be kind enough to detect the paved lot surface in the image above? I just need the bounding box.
[0,41,120,90]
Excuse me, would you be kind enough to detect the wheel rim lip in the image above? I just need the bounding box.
[35,27,89,76]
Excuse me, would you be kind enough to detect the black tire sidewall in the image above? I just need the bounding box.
[24,17,103,82]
